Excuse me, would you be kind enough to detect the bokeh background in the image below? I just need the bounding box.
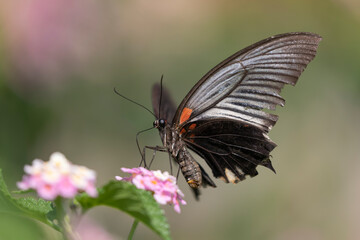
[1,0,360,239]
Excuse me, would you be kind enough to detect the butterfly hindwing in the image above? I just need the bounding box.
[179,119,276,183]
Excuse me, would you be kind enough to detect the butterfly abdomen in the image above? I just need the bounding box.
[176,144,202,189]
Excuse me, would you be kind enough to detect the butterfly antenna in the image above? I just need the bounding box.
[158,75,164,119]
[113,88,156,118]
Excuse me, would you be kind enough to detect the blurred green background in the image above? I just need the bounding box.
[1,0,360,239]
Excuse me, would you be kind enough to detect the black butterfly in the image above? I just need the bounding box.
[151,32,321,197]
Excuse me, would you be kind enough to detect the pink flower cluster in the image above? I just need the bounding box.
[17,152,98,200]
[116,167,186,213]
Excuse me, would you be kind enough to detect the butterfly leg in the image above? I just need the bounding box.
[139,147,147,168]
[148,146,167,168]
[176,161,181,179]
[140,145,167,169]
[148,149,157,168]
[168,153,173,175]
[144,145,167,151]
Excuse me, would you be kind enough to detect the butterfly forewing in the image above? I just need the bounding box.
[173,32,321,132]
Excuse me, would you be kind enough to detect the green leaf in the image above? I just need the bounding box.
[15,197,57,228]
[0,212,47,240]
[0,169,58,231]
[76,180,171,240]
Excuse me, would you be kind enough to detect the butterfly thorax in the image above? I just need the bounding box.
[155,120,202,189]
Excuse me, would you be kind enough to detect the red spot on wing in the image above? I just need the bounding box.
[179,107,193,124]
[180,123,196,137]
[188,123,196,130]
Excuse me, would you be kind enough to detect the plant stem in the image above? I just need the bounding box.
[55,198,68,240]
[128,219,139,240]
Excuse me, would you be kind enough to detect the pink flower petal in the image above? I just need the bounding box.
[37,183,58,200]
[17,181,29,190]
[18,152,97,200]
[116,167,186,213]
[75,216,115,240]
[120,167,142,174]
[17,176,30,190]
[143,176,163,192]
[138,167,153,176]
[132,175,146,190]
[57,177,78,198]
[28,175,43,188]
[173,203,181,213]
[115,176,123,181]
[85,182,98,198]
[154,192,172,205]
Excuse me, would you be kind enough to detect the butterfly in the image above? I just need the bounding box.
[151,32,321,198]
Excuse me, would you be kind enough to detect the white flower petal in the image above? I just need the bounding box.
[49,152,71,174]
[24,159,44,174]
[41,165,61,184]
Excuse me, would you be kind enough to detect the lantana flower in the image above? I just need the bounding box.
[17,152,98,200]
[116,167,186,213]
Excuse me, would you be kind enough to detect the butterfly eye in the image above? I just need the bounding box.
[153,119,166,128]
[159,119,166,128]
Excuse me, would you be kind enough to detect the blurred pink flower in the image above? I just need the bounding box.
[2,0,110,91]
[74,216,115,240]
[116,167,186,213]
[17,152,98,200]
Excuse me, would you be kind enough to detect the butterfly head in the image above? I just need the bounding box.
[153,119,166,129]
